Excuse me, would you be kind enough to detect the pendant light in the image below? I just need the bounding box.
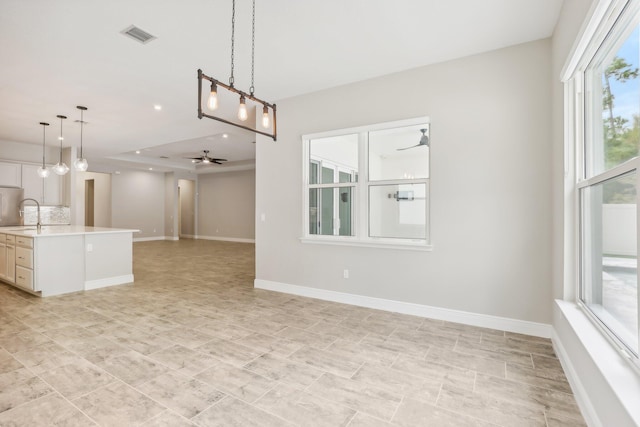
[73,106,88,171]
[52,114,69,175]
[36,122,50,178]
[196,0,277,141]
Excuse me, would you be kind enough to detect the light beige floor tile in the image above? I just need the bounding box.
[142,410,196,426]
[474,373,583,421]
[64,336,130,365]
[436,384,546,426]
[100,328,173,355]
[39,359,116,400]
[346,412,394,426]
[148,344,219,376]
[391,328,458,350]
[0,330,54,353]
[74,381,166,426]
[13,342,84,375]
[157,326,215,349]
[359,333,428,358]
[233,332,304,358]
[393,397,498,427]
[0,392,96,426]
[480,334,556,357]
[276,326,338,349]
[545,411,588,427]
[392,354,477,391]
[306,372,402,421]
[43,326,98,347]
[255,382,356,427]
[0,367,53,412]
[351,364,442,403]
[96,350,169,386]
[138,371,225,418]
[195,362,275,403]
[306,320,372,342]
[426,346,506,378]
[243,353,323,387]
[287,346,363,378]
[0,348,24,375]
[198,333,262,360]
[326,339,400,368]
[192,396,292,427]
[455,335,535,367]
[506,362,572,393]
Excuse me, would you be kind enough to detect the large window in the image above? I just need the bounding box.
[579,4,639,359]
[303,118,430,249]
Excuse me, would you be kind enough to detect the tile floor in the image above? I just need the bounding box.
[0,240,586,426]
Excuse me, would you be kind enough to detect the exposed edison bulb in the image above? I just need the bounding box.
[74,158,88,172]
[262,105,270,128]
[238,96,248,121]
[207,83,218,110]
[37,166,50,178]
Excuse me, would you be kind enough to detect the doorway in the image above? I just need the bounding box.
[178,179,196,238]
[85,179,95,226]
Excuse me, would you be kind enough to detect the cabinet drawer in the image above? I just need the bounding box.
[15,266,33,290]
[6,235,15,244]
[16,246,33,269]
[0,234,5,243]
[15,236,33,248]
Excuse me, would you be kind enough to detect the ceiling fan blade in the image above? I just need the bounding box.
[397,144,421,151]
[213,160,224,165]
[211,158,227,162]
[185,157,203,160]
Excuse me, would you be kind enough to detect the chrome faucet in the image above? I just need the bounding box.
[19,198,41,233]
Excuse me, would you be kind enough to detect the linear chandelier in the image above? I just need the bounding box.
[197,0,277,141]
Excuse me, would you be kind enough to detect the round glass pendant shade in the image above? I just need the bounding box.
[53,162,69,175]
[37,166,50,178]
[74,158,88,172]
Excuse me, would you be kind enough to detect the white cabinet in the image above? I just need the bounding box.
[0,162,21,187]
[0,234,15,284]
[21,164,62,205]
[14,235,33,291]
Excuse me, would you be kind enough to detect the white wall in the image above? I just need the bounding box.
[111,170,164,239]
[256,39,553,324]
[197,169,255,241]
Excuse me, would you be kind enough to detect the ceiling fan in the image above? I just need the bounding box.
[186,150,227,165]
[397,128,429,151]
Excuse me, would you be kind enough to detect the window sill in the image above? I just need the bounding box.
[299,237,433,251]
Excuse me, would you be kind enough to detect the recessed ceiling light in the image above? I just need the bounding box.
[154,105,162,111]
[148,167,153,171]
[135,150,141,154]
[222,134,228,138]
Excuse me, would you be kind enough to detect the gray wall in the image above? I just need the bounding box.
[256,39,553,323]
[179,178,196,237]
[197,169,255,241]
[111,170,165,239]
[74,171,112,227]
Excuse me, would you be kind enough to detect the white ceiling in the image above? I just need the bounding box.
[0,0,563,173]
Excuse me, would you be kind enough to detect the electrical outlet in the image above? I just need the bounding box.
[343,269,349,279]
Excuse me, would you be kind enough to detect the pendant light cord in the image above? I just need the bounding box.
[79,109,84,158]
[250,0,255,95]
[59,117,64,163]
[229,0,236,87]
[42,124,46,167]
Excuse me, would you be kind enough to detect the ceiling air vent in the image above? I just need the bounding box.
[121,25,156,44]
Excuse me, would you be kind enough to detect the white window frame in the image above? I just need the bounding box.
[563,0,640,367]
[301,117,432,251]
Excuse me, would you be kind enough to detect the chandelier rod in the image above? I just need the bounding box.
[229,0,236,87]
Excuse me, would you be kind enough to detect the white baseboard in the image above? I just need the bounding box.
[85,274,134,291]
[196,235,255,243]
[254,279,551,338]
[133,236,167,242]
[165,236,179,241]
[551,326,602,427]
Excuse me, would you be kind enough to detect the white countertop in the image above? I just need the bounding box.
[0,226,139,237]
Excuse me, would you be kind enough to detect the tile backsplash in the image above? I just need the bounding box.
[23,205,70,225]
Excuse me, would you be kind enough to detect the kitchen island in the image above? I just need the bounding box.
[0,226,138,297]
